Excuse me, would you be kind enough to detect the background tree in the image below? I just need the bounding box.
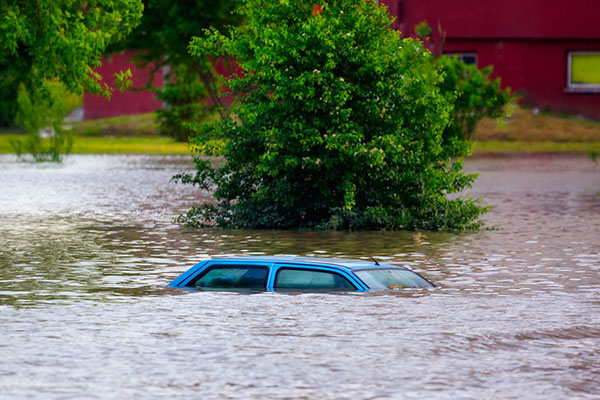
[10,81,81,162]
[437,55,513,156]
[1,0,143,160]
[0,70,19,127]
[0,0,143,100]
[414,22,513,157]
[115,0,240,141]
[177,0,488,230]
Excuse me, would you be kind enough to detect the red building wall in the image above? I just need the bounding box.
[83,52,163,119]
[391,0,600,40]
[382,0,600,119]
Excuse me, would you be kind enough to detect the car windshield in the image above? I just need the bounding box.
[355,268,434,289]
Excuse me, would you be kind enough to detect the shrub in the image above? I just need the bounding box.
[436,55,512,156]
[155,77,210,142]
[177,0,488,230]
[10,81,80,162]
[412,21,513,156]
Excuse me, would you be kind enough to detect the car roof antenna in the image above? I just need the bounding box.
[371,257,380,266]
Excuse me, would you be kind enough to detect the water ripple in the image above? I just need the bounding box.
[1,154,599,399]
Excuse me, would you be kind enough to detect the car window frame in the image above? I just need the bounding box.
[169,260,211,288]
[185,264,270,290]
[272,264,364,291]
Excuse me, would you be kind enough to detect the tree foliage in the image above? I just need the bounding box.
[0,0,143,98]
[437,56,513,146]
[177,0,488,230]
[0,69,19,126]
[413,22,513,154]
[1,0,142,162]
[114,0,240,140]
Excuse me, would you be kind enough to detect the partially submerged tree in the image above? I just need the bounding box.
[177,0,488,230]
[115,0,240,141]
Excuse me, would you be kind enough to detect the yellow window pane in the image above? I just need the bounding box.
[571,53,600,84]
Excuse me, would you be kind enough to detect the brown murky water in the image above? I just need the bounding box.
[1,153,599,399]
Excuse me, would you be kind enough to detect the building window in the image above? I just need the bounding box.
[444,52,477,66]
[397,1,404,24]
[567,52,600,93]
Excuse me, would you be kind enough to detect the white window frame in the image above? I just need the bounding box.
[566,51,600,93]
[444,52,478,67]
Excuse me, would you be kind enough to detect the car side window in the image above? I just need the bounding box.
[275,268,356,291]
[190,266,268,289]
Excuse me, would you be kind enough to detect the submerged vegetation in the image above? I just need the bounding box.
[0,0,594,234]
[174,0,509,231]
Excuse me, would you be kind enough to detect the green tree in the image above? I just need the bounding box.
[1,0,143,98]
[0,70,19,127]
[413,21,513,157]
[115,0,240,141]
[1,0,143,160]
[437,55,513,153]
[177,0,487,230]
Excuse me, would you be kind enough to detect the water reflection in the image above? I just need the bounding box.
[1,153,599,399]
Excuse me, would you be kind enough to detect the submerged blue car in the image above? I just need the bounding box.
[168,256,435,292]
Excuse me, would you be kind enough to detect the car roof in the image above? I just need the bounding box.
[209,255,406,271]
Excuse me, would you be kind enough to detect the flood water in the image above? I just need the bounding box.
[1,153,599,399]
